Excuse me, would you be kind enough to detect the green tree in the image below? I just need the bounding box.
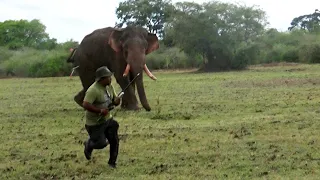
[0,19,57,50]
[115,0,175,38]
[288,9,320,33]
[56,39,79,51]
[165,1,268,71]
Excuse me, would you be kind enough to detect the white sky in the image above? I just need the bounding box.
[0,0,318,42]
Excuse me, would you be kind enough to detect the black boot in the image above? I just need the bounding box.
[84,140,92,160]
[108,161,116,168]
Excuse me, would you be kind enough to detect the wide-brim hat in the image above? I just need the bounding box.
[95,66,113,81]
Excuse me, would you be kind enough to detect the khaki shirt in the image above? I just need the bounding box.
[83,82,117,126]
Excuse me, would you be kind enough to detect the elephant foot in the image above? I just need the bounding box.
[120,95,140,111]
[121,103,140,111]
[144,106,151,112]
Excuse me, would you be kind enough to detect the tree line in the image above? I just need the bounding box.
[0,19,79,77]
[116,1,320,71]
[0,0,319,77]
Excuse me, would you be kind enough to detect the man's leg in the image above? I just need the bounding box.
[104,118,119,167]
[84,123,108,160]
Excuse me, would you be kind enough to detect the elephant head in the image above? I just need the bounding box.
[108,26,159,111]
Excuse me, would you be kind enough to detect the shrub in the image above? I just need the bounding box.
[282,48,299,62]
[0,47,13,63]
[263,50,281,63]
[146,47,195,69]
[28,51,71,77]
[299,43,320,63]
[146,52,167,69]
[309,44,320,63]
[1,48,43,76]
[232,43,260,69]
[0,48,71,77]
[262,44,289,63]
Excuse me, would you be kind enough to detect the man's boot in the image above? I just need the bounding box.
[108,162,116,168]
[84,140,92,160]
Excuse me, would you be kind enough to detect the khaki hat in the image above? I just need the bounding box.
[95,66,113,81]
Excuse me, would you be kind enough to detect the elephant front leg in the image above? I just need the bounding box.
[121,87,139,110]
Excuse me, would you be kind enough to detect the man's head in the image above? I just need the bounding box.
[95,66,113,86]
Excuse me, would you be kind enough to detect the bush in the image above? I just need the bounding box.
[0,47,14,63]
[1,48,42,76]
[146,47,196,69]
[309,44,320,63]
[299,43,320,63]
[282,48,299,62]
[263,50,281,63]
[146,52,168,69]
[255,29,320,64]
[0,47,71,77]
[232,43,260,69]
[262,44,288,63]
[28,51,71,77]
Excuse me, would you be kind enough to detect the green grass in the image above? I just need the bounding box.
[1,63,320,179]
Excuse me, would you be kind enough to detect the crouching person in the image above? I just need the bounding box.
[82,66,121,168]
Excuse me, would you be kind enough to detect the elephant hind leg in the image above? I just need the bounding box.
[74,89,86,108]
[75,65,96,108]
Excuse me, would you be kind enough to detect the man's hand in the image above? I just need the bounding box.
[113,96,121,106]
[100,109,109,116]
[83,101,109,115]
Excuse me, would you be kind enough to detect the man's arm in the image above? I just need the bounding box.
[83,89,108,115]
[83,102,104,114]
[110,85,120,106]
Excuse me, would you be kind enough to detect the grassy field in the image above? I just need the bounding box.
[0,63,320,179]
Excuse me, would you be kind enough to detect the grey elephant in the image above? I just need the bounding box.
[67,26,159,111]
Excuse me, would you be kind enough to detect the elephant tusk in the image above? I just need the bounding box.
[123,64,130,77]
[69,66,79,78]
[143,64,157,81]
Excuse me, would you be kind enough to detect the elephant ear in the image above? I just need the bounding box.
[108,29,122,52]
[146,33,159,54]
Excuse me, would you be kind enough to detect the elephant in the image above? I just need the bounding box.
[67,25,159,111]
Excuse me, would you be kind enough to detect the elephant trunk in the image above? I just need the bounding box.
[135,71,151,111]
[123,45,154,111]
[128,58,151,111]
[122,63,153,111]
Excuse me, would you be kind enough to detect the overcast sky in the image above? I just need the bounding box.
[0,0,318,42]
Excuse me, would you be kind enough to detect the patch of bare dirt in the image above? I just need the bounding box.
[224,77,320,88]
[152,68,198,73]
[248,63,309,72]
[251,62,301,67]
[0,76,13,79]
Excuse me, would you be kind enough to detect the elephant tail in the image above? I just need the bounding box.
[66,47,78,63]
